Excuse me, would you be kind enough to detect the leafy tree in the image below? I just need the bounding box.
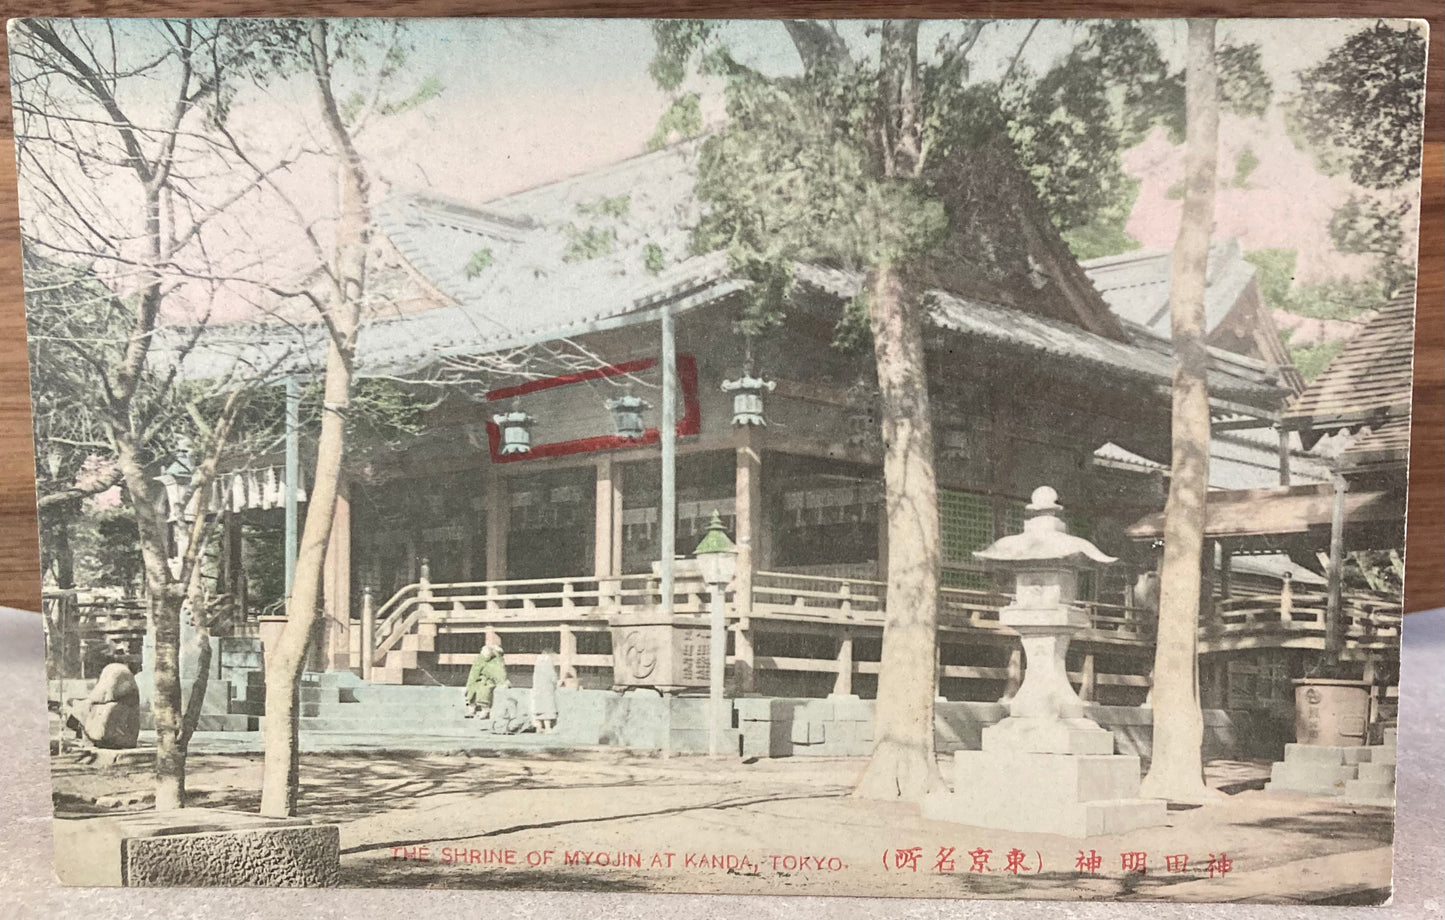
[1140,18,1221,805]
[1290,22,1426,190]
[651,19,1264,800]
[1289,22,1426,298]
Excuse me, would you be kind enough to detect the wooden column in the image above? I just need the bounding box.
[1325,468,1348,659]
[485,473,508,582]
[1277,426,1292,486]
[834,630,854,697]
[595,458,621,609]
[1000,646,1023,703]
[733,434,761,693]
[558,623,579,689]
[320,477,352,671]
[1219,544,1233,600]
[1079,651,1097,703]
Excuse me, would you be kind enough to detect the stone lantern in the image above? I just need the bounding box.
[605,391,650,439]
[921,485,1167,837]
[720,374,776,427]
[492,408,534,455]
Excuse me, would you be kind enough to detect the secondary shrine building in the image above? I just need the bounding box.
[169,140,1404,712]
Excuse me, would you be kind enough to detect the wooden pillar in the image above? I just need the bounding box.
[595,457,617,580]
[360,587,375,680]
[558,623,579,689]
[1325,468,1348,659]
[834,630,854,697]
[320,477,352,671]
[1000,646,1023,703]
[1277,426,1292,486]
[485,473,508,582]
[733,435,761,693]
[1219,543,1233,600]
[1079,651,1097,703]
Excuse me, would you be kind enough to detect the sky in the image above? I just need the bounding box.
[344,18,1386,203]
[11,17,1426,319]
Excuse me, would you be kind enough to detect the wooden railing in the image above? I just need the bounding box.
[1205,589,1402,647]
[370,573,709,666]
[749,571,1149,640]
[365,569,1400,669]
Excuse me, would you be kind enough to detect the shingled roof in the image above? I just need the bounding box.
[156,138,1288,417]
[1284,295,1416,439]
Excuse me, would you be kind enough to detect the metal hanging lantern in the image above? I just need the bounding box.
[721,374,776,426]
[493,408,534,455]
[605,391,650,439]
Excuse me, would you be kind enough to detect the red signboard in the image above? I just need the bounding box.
[483,355,701,463]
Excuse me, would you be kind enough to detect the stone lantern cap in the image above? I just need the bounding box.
[973,486,1116,569]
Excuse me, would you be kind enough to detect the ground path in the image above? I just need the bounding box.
[49,747,1395,902]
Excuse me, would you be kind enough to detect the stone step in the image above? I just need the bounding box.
[1266,761,1357,796]
[1357,761,1396,784]
[1372,744,1398,766]
[1283,743,1372,766]
[1341,779,1395,805]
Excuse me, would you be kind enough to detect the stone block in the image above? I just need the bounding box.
[54,808,338,887]
[1372,744,1398,765]
[1356,761,1396,784]
[734,697,795,722]
[1283,743,1373,765]
[952,750,1143,805]
[1265,761,1357,795]
[981,718,1115,755]
[790,720,825,745]
[740,720,792,758]
[1341,780,1396,805]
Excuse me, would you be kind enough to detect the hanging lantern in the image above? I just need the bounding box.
[493,409,534,455]
[605,391,650,440]
[721,374,776,426]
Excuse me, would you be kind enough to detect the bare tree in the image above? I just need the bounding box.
[12,19,289,808]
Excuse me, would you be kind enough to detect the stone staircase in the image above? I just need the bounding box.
[1343,727,1397,805]
[369,622,443,685]
[139,636,265,732]
[267,670,467,733]
[1265,730,1397,804]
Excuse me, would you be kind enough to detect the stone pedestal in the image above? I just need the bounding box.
[53,808,339,887]
[609,612,711,693]
[921,486,1168,838]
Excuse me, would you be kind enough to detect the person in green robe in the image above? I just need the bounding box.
[465,644,508,718]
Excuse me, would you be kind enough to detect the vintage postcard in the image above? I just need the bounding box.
[9,16,1427,901]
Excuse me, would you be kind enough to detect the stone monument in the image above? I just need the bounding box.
[922,486,1168,837]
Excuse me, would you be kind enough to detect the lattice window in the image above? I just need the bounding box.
[939,490,993,567]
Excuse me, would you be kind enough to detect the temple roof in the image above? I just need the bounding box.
[1284,295,1416,438]
[1081,240,1255,338]
[155,139,1288,415]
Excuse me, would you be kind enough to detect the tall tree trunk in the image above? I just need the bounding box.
[854,20,944,802]
[854,263,945,801]
[1140,18,1219,805]
[260,20,367,818]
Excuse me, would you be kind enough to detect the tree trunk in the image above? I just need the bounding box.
[113,433,188,810]
[1140,18,1220,805]
[853,263,945,801]
[260,20,367,818]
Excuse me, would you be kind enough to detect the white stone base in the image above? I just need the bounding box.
[921,747,1167,838]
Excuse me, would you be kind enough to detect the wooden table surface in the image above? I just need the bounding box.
[0,1,1439,614]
